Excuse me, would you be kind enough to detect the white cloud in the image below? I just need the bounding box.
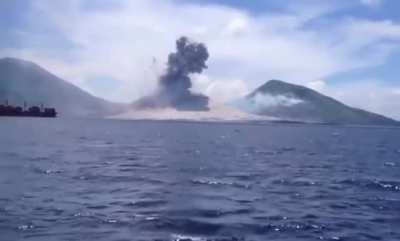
[393,88,400,95]
[306,80,327,92]
[0,0,399,119]
[251,93,303,108]
[192,75,249,102]
[342,19,400,43]
[360,0,383,7]
[224,16,250,36]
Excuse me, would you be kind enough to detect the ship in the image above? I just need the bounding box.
[0,101,57,118]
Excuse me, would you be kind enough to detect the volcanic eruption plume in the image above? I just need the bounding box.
[135,36,210,111]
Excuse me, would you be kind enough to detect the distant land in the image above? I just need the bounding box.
[235,79,398,126]
[0,57,398,125]
[0,58,126,117]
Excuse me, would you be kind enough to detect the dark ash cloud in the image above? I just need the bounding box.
[134,36,210,111]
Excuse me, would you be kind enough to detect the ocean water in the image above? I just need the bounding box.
[0,118,400,241]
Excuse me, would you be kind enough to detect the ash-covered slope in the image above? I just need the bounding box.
[113,101,265,122]
[0,57,126,117]
[236,80,398,125]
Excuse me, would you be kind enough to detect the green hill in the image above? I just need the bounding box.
[237,80,398,125]
[0,58,126,117]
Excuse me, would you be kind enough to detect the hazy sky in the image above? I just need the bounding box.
[1,0,400,119]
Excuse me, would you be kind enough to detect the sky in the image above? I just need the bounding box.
[1,0,400,119]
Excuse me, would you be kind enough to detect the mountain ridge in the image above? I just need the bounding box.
[1,57,397,125]
[239,79,398,126]
[0,57,126,117]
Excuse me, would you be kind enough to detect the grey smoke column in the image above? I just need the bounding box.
[135,36,210,111]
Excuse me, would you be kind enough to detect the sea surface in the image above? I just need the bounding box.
[0,118,400,241]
